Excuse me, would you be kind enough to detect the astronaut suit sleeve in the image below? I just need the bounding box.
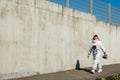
[99,41,107,55]
[88,44,92,56]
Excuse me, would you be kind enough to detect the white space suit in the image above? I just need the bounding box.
[88,40,106,73]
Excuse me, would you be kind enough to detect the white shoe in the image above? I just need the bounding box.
[98,69,102,73]
[91,69,95,74]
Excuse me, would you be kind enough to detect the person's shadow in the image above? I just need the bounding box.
[75,59,93,74]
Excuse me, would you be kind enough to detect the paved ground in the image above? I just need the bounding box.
[9,64,120,80]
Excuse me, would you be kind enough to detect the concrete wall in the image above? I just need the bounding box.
[0,0,120,79]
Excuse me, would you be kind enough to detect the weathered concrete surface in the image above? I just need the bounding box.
[0,0,120,79]
[7,64,120,80]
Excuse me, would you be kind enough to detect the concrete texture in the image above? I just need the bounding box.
[8,64,120,80]
[0,0,120,79]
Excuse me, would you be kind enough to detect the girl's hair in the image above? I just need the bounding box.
[92,34,100,40]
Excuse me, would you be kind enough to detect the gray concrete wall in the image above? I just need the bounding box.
[0,0,120,79]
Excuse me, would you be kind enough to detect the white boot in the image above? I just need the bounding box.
[98,69,102,73]
[91,69,95,74]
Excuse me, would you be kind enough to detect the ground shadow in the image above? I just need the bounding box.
[80,68,93,74]
[75,59,93,74]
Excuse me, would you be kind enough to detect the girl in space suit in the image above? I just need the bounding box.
[87,34,107,73]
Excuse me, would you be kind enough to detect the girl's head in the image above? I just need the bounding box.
[92,34,100,41]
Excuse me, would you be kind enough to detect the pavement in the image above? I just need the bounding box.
[9,64,120,80]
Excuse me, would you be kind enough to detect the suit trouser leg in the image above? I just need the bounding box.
[93,59,102,70]
[93,60,97,70]
[92,50,102,71]
[97,59,102,69]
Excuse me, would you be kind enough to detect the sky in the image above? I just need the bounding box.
[103,0,120,8]
[50,0,120,8]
